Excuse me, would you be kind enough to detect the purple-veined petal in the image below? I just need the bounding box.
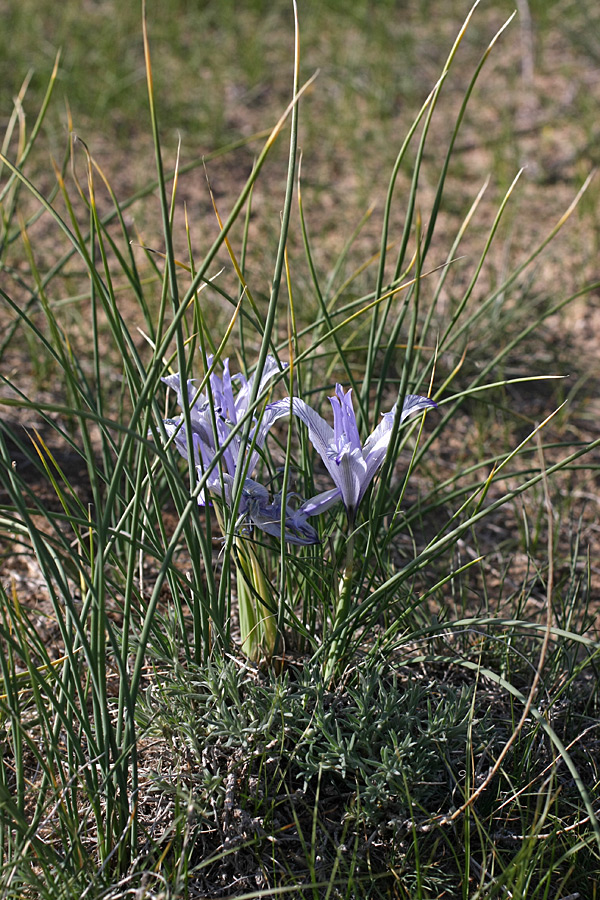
[257,355,286,396]
[330,385,361,452]
[362,410,393,459]
[245,398,295,474]
[286,397,340,488]
[193,441,225,506]
[162,417,188,459]
[251,504,320,545]
[163,417,211,465]
[361,414,395,488]
[287,398,334,451]
[400,394,437,422]
[331,444,368,516]
[162,374,209,435]
[234,355,284,416]
[221,358,237,423]
[281,510,320,545]
[298,487,342,517]
[251,398,294,448]
[361,395,437,495]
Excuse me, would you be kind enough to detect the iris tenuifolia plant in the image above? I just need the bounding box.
[161,355,317,662]
[287,386,436,676]
[162,355,436,667]
[4,1,600,892]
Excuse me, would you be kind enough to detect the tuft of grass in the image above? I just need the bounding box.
[137,644,600,897]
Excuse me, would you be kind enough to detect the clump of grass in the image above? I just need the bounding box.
[0,1,599,898]
[138,644,599,897]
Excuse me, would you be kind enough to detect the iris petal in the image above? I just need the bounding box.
[332,445,367,516]
[401,394,438,422]
[298,487,342,517]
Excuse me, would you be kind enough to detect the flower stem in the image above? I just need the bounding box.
[324,528,355,682]
[213,502,277,663]
[235,536,278,663]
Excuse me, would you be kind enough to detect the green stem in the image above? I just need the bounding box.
[235,536,278,663]
[324,528,355,682]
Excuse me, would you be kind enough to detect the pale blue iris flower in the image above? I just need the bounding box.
[161,355,281,494]
[161,357,319,545]
[270,385,437,523]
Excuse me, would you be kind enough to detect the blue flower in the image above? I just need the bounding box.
[273,386,437,522]
[161,355,284,496]
[161,357,318,544]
